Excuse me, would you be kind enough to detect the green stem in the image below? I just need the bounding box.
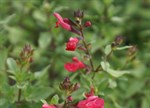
[18,88,21,102]
[80,27,94,72]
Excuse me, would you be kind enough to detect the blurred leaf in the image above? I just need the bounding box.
[142,98,150,108]
[34,65,50,79]
[7,58,19,74]
[40,99,47,104]
[50,94,59,105]
[116,46,132,50]
[0,49,7,70]
[39,32,51,49]
[125,80,145,98]
[0,14,16,25]
[6,27,27,44]
[102,0,113,6]
[26,86,52,102]
[108,78,117,88]
[104,44,112,55]
[33,10,46,22]
[101,61,130,77]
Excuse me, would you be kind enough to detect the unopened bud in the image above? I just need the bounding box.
[73,83,80,91]
[74,10,84,25]
[84,21,91,27]
[67,96,73,102]
[28,57,33,63]
[127,45,137,56]
[114,36,124,46]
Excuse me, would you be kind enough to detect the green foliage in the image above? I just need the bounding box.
[0,0,149,108]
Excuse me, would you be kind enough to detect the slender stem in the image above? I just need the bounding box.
[18,88,21,102]
[80,27,94,72]
[105,49,113,61]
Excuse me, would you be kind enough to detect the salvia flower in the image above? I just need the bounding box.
[42,104,56,108]
[77,96,104,108]
[66,37,79,51]
[64,57,85,72]
[77,86,104,108]
[53,13,80,35]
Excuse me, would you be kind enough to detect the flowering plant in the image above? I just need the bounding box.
[40,10,136,108]
[1,1,148,108]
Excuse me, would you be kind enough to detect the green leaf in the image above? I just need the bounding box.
[33,10,46,22]
[0,49,7,70]
[50,94,59,105]
[142,98,150,108]
[7,58,19,74]
[104,45,112,55]
[125,80,145,98]
[40,99,47,104]
[34,65,51,79]
[39,32,51,49]
[25,86,52,102]
[116,46,132,50]
[101,61,130,77]
[108,78,117,88]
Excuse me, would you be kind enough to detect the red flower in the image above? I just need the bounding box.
[66,37,79,51]
[77,96,104,108]
[42,104,56,108]
[64,57,85,72]
[53,13,80,35]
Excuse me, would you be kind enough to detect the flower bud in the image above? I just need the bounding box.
[114,36,124,46]
[73,83,80,91]
[67,96,73,102]
[28,57,33,63]
[84,21,91,27]
[127,45,137,56]
[74,10,84,25]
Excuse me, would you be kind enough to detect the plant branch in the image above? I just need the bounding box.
[80,27,94,72]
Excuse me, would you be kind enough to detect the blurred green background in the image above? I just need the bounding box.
[0,0,150,108]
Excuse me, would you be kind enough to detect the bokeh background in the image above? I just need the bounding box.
[0,0,150,108]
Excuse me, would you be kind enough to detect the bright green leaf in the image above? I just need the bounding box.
[101,61,130,77]
[104,45,112,55]
[50,94,59,105]
[116,46,132,50]
[7,58,19,74]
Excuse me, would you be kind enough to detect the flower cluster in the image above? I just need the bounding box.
[54,11,90,73]
[42,10,104,108]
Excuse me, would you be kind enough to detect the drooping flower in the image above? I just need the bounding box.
[53,13,80,35]
[77,96,104,108]
[42,104,56,108]
[66,37,79,51]
[64,57,85,72]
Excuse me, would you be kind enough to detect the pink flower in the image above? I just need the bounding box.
[77,96,104,108]
[64,57,85,72]
[42,104,56,108]
[66,37,79,51]
[84,21,92,27]
[53,13,80,35]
